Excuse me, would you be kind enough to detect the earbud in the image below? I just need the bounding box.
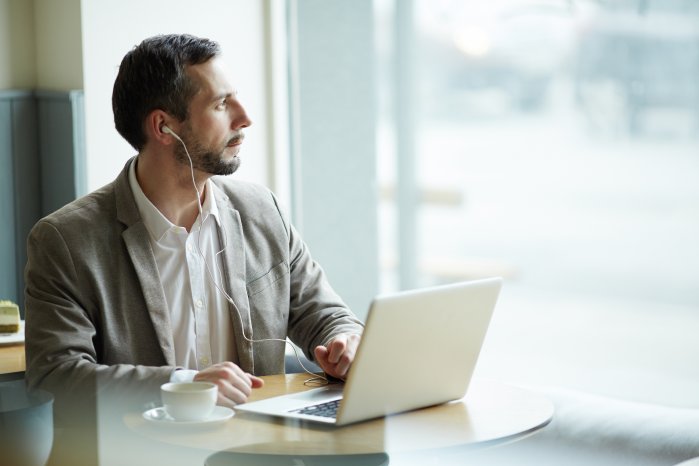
[162,125,178,138]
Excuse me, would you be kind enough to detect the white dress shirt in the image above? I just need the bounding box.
[129,159,236,378]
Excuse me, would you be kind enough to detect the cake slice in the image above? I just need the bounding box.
[0,300,20,333]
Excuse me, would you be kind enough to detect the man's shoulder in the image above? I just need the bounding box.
[211,177,272,201]
[35,182,116,232]
[210,177,289,234]
[210,177,281,214]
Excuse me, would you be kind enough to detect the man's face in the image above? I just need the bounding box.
[173,57,251,176]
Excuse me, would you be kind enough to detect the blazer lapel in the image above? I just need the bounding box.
[115,159,176,366]
[213,187,255,373]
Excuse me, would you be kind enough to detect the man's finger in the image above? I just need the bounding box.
[327,336,347,364]
[315,345,337,377]
[217,381,249,406]
[247,373,265,388]
[314,345,329,363]
[335,353,352,378]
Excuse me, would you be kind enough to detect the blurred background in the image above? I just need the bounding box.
[1,0,698,413]
[373,0,699,408]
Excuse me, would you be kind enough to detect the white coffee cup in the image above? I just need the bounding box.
[161,382,218,421]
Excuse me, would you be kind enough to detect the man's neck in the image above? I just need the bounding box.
[135,151,209,231]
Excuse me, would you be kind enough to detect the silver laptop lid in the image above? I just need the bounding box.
[233,278,502,426]
[336,277,501,425]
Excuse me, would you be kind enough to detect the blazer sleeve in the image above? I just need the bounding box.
[24,219,172,412]
[269,193,364,359]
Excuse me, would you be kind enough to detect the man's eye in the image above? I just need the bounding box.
[216,100,227,110]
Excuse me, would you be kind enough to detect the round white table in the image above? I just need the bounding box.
[124,374,554,463]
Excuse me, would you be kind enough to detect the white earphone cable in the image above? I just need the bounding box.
[170,130,327,385]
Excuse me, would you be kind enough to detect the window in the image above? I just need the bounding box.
[376,0,699,406]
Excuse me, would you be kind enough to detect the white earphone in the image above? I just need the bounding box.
[162,123,326,384]
[161,125,179,139]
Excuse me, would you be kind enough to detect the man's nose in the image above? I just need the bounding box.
[232,101,252,130]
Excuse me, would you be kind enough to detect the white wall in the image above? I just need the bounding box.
[0,0,36,89]
[80,0,270,191]
[34,0,83,90]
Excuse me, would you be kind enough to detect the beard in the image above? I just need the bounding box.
[173,129,242,176]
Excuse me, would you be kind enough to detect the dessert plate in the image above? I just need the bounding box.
[0,320,24,346]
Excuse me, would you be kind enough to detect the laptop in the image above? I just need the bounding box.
[235,277,502,426]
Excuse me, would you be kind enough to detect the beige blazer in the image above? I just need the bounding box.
[24,158,363,408]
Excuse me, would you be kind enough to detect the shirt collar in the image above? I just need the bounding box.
[128,158,221,243]
[201,178,222,227]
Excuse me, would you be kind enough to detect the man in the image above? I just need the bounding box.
[24,34,363,411]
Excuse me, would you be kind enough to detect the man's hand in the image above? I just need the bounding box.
[314,334,361,380]
[193,362,264,408]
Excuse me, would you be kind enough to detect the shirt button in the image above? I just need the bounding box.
[195,300,203,308]
[200,357,209,365]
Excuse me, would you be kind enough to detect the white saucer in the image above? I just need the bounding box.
[142,406,234,426]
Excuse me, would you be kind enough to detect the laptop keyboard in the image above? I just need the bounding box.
[291,399,340,418]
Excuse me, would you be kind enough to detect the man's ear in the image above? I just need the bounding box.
[145,109,176,144]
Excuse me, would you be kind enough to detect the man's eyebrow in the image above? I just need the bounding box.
[212,91,237,102]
